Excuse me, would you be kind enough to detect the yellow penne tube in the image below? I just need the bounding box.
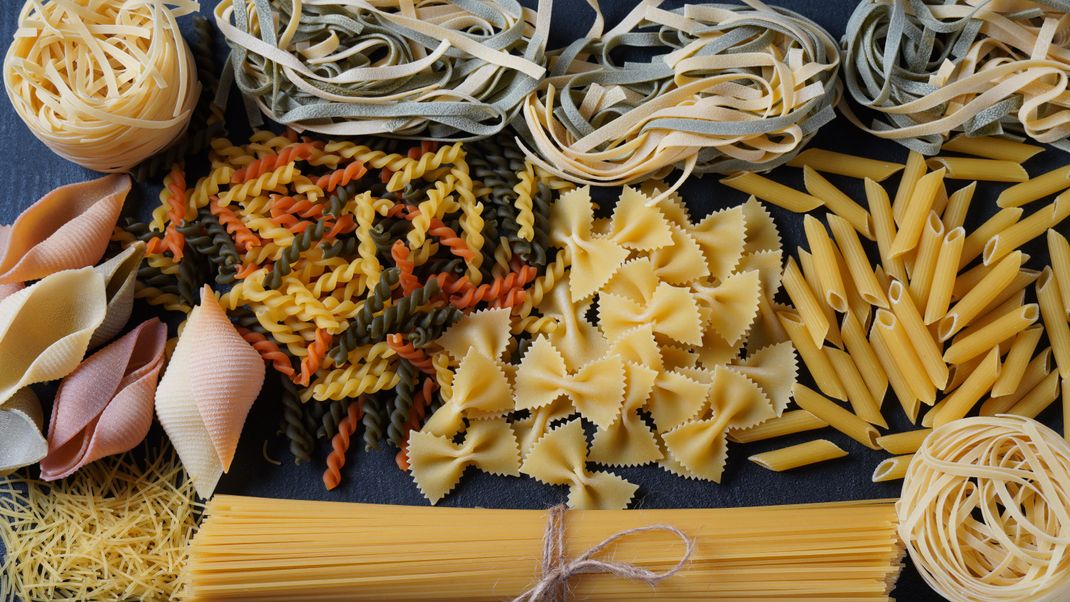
[1037,268,1070,378]
[924,227,965,325]
[941,182,975,230]
[952,291,1025,344]
[997,165,1070,208]
[980,348,1052,416]
[876,429,931,455]
[992,325,1043,397]
[1047,229,1070,315]
[803,166,873,239]
[870,321,920,421]
[925,157,1028,182]
[932,347,1000,427]
[874,309,936,405]
[931,180,949,217]
[941,134,1043,162]
[887,281,947,389]
[798,250,843,348]
[907,212,944,310]
[943,304,1039,365]
[1007,370,1060,419]
[940,251,1023,340]
[841,313,888,403]
[778,310,847,401]
[984,193,1070,265]
[803,215,848,313]
[826,347,887,428]
[828,213,887,308]
[720,172,822,212]
[891,168,945,257]
[749,439,848,472]
[865,178,907,282]
[892,151,926,226]
[728,410,828,443]
[952,263,1037,309]
[833,244,871,329]
[782,257,828,347]
[791,384,880,449]
[872,454,914,483]
[788,149,905,181]
[959,207,1022,269]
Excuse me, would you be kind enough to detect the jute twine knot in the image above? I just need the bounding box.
[512,504,695,602]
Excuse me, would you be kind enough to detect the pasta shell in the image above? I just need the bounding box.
[0,174,129,284]
[41,319,167,481]
[0,389,47,476]
[89,242,145,348]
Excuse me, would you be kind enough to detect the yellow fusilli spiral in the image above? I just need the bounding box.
[518,248,570,317]
[354,192,382,286]
[134,283,191,313]
[386,143,464,192]
[218,163,299,205]
[209,138,254,169]
[407,175,457,248]
[453,161,484,283]
[432,352,454,404]
[190,165,234,211]
[145,252,180,276]
[310,258,367,299]
[511,315,559,336]
[244,216,296,246]
[513,161,537,242]
[323,142,411,173]
[306,358,400,401]
[290,174,324,202]
[238,195,273,216]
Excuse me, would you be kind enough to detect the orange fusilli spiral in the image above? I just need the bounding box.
[298,328,332,386]
[386,334,435,376]
[210,197,262,251]
[315,161,367,192]
[236,326,295,378]
[390,241,420,296]
[147,165,189,260]
[323,399,363,491]
[449,267,536,309]
[270,195,324,226]
[232,142,318,183]
[235,262,261,279]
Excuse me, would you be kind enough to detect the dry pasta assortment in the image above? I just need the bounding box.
[6,0,1070,600]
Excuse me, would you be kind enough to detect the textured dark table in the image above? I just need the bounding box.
[3,1,1068,601]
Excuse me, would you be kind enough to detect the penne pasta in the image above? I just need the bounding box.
[870,320,920,421]
[826,347,887,428]
[876,429,931,455]
[749,439,848,472]
[874,309,936,405]
[803,167,873,239]
[930,181,949,217]
[996,165,1070,208]
[1037,268,1070,378]
[778,310,847,401]
[891,168,944,257]
[791,384,880,449]
[932,347,1000,427]
[892,151,926,226]
[788,148,905,181]
[940,251,1023,340]
[952,291,1025,346]
[992,325,1044,397]
[866,178,907,282]
[728,410,828,443]
[907,212,944,309]
[803,215,849,313]
[798,250,844,347]
[872,454,914,483]
[941,182,975,230]
[942,304,1039,365]
[959,207,1022,269]
[1047,229,1070,315]
[841,313,888,403]
[940,134,1043,162]
[833,244,871,329]
[983,193,1070,265]
[924,227,965,325]
[782,257,828,347]
[720,172,822,212]
[980,348,1052,416]
[1007,370,1060,419]
[945,353,985,395]
[828,214,887,308]
[887,280,948,389]
[925,157,1028,182]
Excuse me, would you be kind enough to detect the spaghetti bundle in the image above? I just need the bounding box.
[185,495,903,601]
[214,0,550,139]
[899,416,1070,602]
[3,0,200,173]
[520,0,841,192]
[843,0,1070,154]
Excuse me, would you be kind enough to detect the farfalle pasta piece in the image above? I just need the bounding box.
[514,336,625,429]
[541,283,608,371]
[662,366,777,482]
[0,267,106,406]
[692,270,762,346]
[89,242,145,348]
[740,196,782,254]
[589,360,662,467]
[690,205,746,283]
[155,287,265,498]
[599,280,703,346]
[0,175,130,284]
[40,319,167,481]
[521,418,637,510]
[729,342,799,416]
[512,397,575,458]
[604,187,673,251]
[602,258,659,304]
[436,307,512,362]
[408,419,520,504]
[610,326,709,432]
[422,348,512,437]
[696,322,745,367]
[0,388,47,476]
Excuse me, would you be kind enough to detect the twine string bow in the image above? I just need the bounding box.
[513,504,695,602]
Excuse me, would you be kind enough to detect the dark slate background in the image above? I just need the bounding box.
[3,2,1069,600]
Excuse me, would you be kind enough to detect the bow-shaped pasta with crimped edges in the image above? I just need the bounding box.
[0,267,106,406]
[155,286,265,498]
[692,269,763,346]
[598,279,703,346]
[727,342,799,416]
[588,359,662,467]
[551,186,672,301]
[521,418,637,510]
[0,174,130,284]
[436,307,512,362]
[41,319,167,481]
[515,336,625,430]
[662,366,777,482]
[89,242,145,349]
[539,283,607,371]
[690,205,747,283]
[512,397,575,459]
[0,389,47,477]
[422,347,513,437]
[408,419,520,504]
[647,224,709,285]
